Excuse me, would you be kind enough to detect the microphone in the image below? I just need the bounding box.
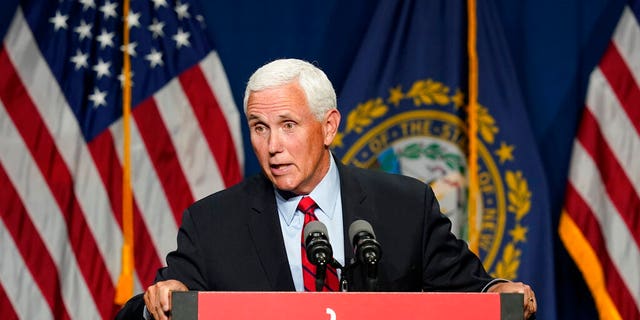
[348,220,382,291]
[303,221,333,291]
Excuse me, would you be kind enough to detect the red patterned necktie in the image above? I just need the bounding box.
[298,196,339,291]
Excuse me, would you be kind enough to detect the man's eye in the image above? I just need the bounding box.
[253,125,266,134]
[283,122,295,130]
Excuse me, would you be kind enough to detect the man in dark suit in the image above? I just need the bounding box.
[118,58,537,319]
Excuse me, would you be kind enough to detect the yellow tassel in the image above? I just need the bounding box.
[114,244,134,305]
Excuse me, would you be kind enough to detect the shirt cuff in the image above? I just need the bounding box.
[143,305,152,320]
[481,278,510,292]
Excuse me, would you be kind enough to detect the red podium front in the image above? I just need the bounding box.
[172,291,523,320]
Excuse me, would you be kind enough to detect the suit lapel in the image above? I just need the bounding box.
[246,175,295,291]
[336,160,375,265]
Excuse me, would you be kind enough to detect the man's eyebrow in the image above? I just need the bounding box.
[276,112,294,120]
[249,113,294,120]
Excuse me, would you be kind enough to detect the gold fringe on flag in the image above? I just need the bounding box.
[559,213,622,320]
[115,0,135,305]
[466,0,480,254]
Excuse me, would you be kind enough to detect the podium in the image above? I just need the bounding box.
[172,291,523,319]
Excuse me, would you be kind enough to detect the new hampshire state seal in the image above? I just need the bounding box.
[333,78,532,280]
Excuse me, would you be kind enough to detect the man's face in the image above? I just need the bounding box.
[246,82,339,194]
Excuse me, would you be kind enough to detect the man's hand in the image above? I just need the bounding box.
[488,281,536,319]
[143,280,188,320]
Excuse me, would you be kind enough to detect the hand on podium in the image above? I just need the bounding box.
[144,279,188,320]
[487,281,537,319]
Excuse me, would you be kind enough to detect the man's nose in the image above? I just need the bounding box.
[268,132,283,154]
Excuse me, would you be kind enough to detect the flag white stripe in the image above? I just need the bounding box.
[154,78,224,200]
[4,7,122,280]
[199,51,245,167]
[0,219,53,320]
[0,99,101,320]
[612,7,640,86]
[569,142,640,306]
[586,67,640,197]
[110,119,178,261]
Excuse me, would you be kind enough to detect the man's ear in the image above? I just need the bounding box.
[323,109,341,147]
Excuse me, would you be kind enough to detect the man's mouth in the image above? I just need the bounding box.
[270,163,291,175]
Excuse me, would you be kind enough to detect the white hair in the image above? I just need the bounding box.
[243,59,337,120]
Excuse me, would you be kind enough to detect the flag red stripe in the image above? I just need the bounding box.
[179,66,242,187]
[0,163,71,320]
[133,98,194,224]
[599,41,640,135]
[88,131,162,286]
[0,282,19,320]
[564,184,640,320]
[0,50,116,319]
[133,206,164,286]
[577,108,640,246]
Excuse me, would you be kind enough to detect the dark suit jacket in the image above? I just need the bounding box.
[117,160,494,318]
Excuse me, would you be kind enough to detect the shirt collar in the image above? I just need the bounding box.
[276,155,340,226]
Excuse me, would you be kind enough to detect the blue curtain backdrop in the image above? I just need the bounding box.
[0,0,626,319]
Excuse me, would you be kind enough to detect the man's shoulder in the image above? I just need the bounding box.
[187,173,271,213]
[340,163,426,191]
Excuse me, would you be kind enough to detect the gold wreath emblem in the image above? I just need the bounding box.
[345,98,388,134]
[493,170,531,279]
[406,79,451,106]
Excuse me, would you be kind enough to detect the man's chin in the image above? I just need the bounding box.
[270,177,300,193]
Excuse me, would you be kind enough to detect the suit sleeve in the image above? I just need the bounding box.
[114,293,145,320]
[157,208,209,290]
[114,209,207,320]
[421,185,495,292]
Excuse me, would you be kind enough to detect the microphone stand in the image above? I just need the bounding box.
[312,256,346,292]
[331,260,348,292]
[365,260,378,292]
[342,257,379,292]
[315,263,327,291]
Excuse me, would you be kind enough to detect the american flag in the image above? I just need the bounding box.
[559,0,640,319]
[0,0,243,318]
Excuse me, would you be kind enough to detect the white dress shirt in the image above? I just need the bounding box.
[275,155,344,291]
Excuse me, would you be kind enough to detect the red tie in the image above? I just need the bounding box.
[298,196,339,291]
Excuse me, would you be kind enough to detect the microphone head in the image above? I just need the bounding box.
[303,220,332,266]
[349,220,382,268]
[304,220,329,242]
[348,219,375,244]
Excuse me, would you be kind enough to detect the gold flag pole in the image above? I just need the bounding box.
[115,0,134,305]
[467,0,480,254]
